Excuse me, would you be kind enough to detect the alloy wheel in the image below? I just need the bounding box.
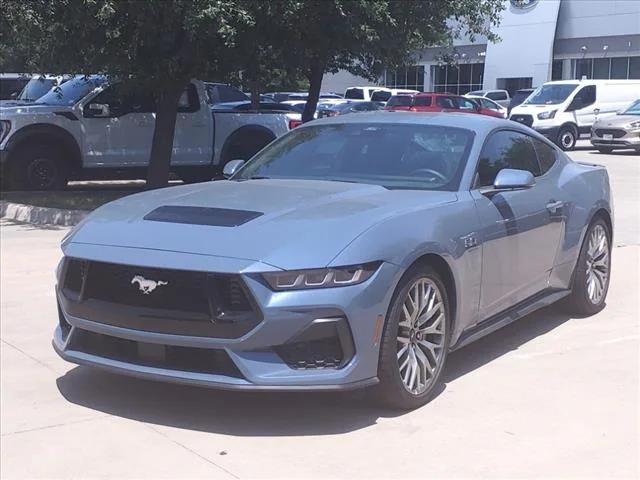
[26,157,57,189]
[585,224,610,305]
[396,278,446,395]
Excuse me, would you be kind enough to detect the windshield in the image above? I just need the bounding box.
[622,99,640,115]
[386,95,413,107]
[525,84,578,105]
[37,75,106,106]
[233,123,474,191]
[18,78,57,101]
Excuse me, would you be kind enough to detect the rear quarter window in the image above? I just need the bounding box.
[413,96,432,106]
[531,137,557,174]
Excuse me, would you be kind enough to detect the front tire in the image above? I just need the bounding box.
[375,265,451,410]
[563,218,611,316]
[11,144,69,190]
[557,125,577,151]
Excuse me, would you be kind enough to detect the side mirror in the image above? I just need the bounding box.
[594,108,600,116]
[223,159,245,178]
[492,168,535,191]
[85,103,110,117]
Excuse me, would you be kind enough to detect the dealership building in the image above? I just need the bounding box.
[322,0,640,95]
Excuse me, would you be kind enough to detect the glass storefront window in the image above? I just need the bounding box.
[431,63,484,95]
[569,56,638,80]
[383,65,425,91]
[592,58,609,79]
[610,57,629,79]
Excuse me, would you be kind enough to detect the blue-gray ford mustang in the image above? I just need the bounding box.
[53,112,612,409]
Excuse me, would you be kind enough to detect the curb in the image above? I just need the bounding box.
[0,201,88,227]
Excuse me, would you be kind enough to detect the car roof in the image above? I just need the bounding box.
[303,110,515,133]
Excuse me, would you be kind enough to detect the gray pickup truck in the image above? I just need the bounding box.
[0,76,300,189]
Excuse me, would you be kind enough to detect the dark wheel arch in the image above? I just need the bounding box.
[219,125,277,167]
[5,124,82,173]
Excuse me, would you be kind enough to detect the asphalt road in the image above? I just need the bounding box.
[1,146,638,479]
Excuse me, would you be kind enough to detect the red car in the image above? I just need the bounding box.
[385,92,505,118]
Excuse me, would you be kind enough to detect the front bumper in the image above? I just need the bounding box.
[53,256,402,391]
[590,129,640,149]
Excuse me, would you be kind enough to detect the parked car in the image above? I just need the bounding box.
[509,79,640,150]
[0,73,30,100]
[0,76,301,189]
[0,75,71,107]
[263,92,342,103]
[370,88,420,104]
[344,86,390,101]
[590,99,640,153]
[466,96,507,118]
[53,111,613,410]
[385,93,504,118]
[316,100,382,117]
[213,101,300,112]
[203,82,249,105]
[507,88,535,116]
[466,89,511,108]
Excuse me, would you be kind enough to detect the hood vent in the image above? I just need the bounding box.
[143,205,263,227]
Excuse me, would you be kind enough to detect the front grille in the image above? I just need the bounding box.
[510,114,534,127]
[594,129,626,138]
[68,328,244,377]
[60,259,262,338]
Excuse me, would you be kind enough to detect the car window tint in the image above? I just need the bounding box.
[413,96,431,106]
[345,88,364,100]
[572,85,596,108]
[91,83,156,115]
[177,83,200,113]
[476,130,541,187]
[487,91,507,101]
[531,137,557,174]
[455,97,476,110]
[436,96,456,109]
[217,85,248,102]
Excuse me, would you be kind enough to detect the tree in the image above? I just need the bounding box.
[0,0,252,188]
[273,0,504,122]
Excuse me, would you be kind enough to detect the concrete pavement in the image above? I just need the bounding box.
[1,148,638,479]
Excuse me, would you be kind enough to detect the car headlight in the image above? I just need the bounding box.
[261,262,381,291]
[628,120,640,128]
[537,110,557,120]
[0,120,11,143]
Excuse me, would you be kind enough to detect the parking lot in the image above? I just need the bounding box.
[1,144,638,479]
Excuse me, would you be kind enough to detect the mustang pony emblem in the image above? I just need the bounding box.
[131,275,168,294]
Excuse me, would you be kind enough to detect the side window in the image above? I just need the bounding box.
[413,96,432,106]
[455,97,477,110]
[217,85,248,103]
[487,91,507,101]
[344,88,364,100]
[476,131,541,187]
[569,85,596,110]
[89,84,156,116]
[177,83,200,113]
[436,96,456,109]
[531,137,557,175]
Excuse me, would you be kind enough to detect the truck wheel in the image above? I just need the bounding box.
[178,168,215,184]
[12,144,69,190]
[557,126,577,151]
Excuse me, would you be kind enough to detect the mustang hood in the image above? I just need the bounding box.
[68,179,457,270]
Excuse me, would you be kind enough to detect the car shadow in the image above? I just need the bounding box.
[56,305,575,436]
[588,149,639,156]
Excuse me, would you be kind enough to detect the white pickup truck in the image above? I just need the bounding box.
[0,76,300,189]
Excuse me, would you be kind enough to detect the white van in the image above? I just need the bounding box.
[509,79,640,150]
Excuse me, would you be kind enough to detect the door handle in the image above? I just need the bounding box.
[546,200,564,213]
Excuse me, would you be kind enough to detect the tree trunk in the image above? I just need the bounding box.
[302,60,325,123]
[250,81,261,110]
[146,85,185,189]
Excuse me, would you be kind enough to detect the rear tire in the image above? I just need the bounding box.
[10,144,69,190]
[557,125,577,151]
[375,264,451,410]
[563,218,611,316]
